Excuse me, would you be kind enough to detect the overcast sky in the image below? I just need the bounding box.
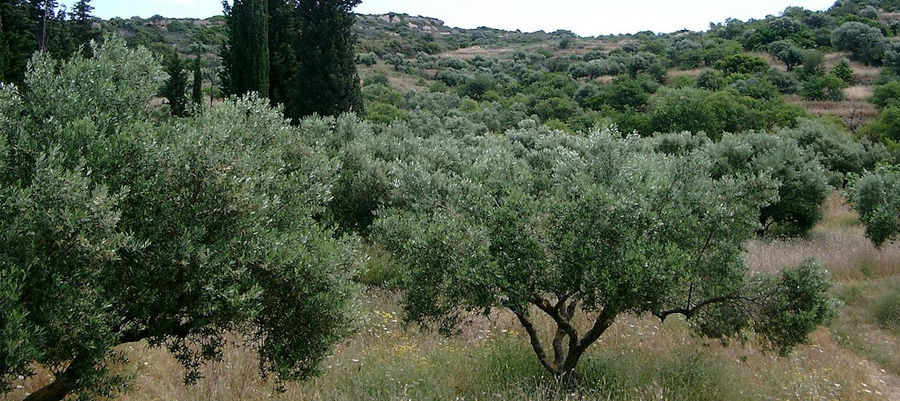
[67,0,836,36]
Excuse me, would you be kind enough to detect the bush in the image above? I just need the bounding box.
[884,43,900,75]
[714,54,769,76]
[863,106,900,142]
[849,166,900,247]
[801,74,847,101]
[457,74,496,100]
[696,69,726,90]
[765,68,800,94]
[357,52,377,66]
[533,96,581,121]
[832,22,886,63]
[778,119,886,186]
[870,81,900,109]
[645,88,805,139]
[729,76,780,99]
[363,72,390,86]
[704,132,829,237]
[833,58,854,85]
[860,5,879,19]
[769,40,805,71]
[602,75,651,111]
[800,49,826,78]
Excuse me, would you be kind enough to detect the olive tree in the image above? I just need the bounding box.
[832,22,886,64]
[704,132,830,237]
[372,128,836,380]
[769,40,805,71]
[0,38,359,400]
[849,166,900,248]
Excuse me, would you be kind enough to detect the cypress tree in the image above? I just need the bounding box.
[162,54,189,117]
[267,0,298,107]
[71,0,98,55]
[222,0,269,97]
[192,57,203,106]
[289,0,363,119]
[0,0,38,83]
[0,12,6,80]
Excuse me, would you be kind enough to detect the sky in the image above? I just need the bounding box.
[66,0,837,36]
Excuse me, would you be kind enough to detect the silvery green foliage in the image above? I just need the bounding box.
[0,38,359,399]
[368,126,835,377]
[849,166,900,248]
[832,22,886,63]
[777,119,890,186]
[704,132,830,237]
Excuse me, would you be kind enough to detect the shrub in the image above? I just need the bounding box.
[714,53,769,76]
[358,52,377,66]
[884,43,900,75]
[602,75,650,111]
[801,74,847,101]
[872,288,900,332]
[860,5,879,19]
[849,166,900,247]
[778,119,886,186]
[668,39,705,69]
[363,72,390,86]
[870,81,900,109]
[704,132,829,237]
[769,40,805,71]
[832,22,886,63]
[696,69,726,90]
[384,52,407,71]
[833,58,854,85]
[457,74,496,101]
[533,96,581,121]
[729,76,780,99]
[362,84,403,106]
[765,68,800,94]
[800,49,826,78]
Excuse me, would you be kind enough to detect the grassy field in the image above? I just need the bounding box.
[6,194,898,400]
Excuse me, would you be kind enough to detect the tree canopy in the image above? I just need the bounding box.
[0,37,359,400]
[362,125,836,379]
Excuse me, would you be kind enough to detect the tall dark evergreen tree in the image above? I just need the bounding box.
[266,0,298,108]
[71,0,98,54]
[162,53,189,117]
[289,0,363,118]
[0,12,6,78]
[192,56,203,106]
[0,0,38,83]
[222,0,269,97]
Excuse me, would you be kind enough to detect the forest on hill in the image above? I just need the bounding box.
[1,0,899,400]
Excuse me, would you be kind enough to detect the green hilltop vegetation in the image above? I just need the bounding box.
[1,0,899,400]
[87,1,900,153]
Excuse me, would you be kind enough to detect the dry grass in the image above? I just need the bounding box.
[845,85,875,101]
[750,51,787,71]
[441,45,514,59]
[824,52,882,81]
[745,194,900,281]
[5,195,899,401]
[667,68,705,78]
[787,95,881,128]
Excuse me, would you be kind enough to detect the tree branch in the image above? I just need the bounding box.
[653,294,738,322]
[514,311,558,374]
